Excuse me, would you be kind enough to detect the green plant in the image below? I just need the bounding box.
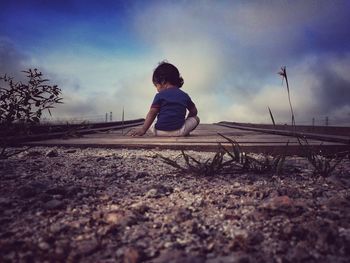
[297,137,346,177]
[0,69,62,125]
[218,133,287,175]
[157,134,288,177]
[0,68,62,158]
[156,149,235,176]
[276,66,345,177]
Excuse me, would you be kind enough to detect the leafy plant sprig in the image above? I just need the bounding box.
[0,68,63,125]
[0,68,63,159]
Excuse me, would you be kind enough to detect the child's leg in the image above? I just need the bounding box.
[153,128,182,136]
[181,116,200,136]
[152,116,199,137]
[150,125,156,135]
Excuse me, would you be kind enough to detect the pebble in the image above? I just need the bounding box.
[136,171,149,179]
[105,212,123,224]
[38,242,50,250]
[17,185,38,198]
[145,188,159,198]
[45,149,58,157]
[0,197,12,207]
[233,182,241,187]
[205,253,251,263]
[123,247,141,263]
[76,239,99,256]
[260,195,293,211]
[96,157,105,162]
[43,199,64,210]
[130,202,150,214]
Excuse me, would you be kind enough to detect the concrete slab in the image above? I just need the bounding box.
[22,124,349,155]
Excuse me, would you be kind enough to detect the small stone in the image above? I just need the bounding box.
[43,199,64,210]
[174,207,192,222]
[164,242,173,249]
[260,195,293,211]
[100,194,111,201]
[105,212,123,224]
[3,173,19,180]
[77,239,99,256]
[206,252,251,263]
[0,197,12,208]
[55,247,65,256]
[17,185,38,198]
[38,242,50,250]
[145,189,159,198]
[66,149,77,153]
[105,211,137,226]
[153,249,204,263]
[123,247,141,263]
[66,186,82,197]
[145,184,173,198]
[50,223,66,233]
[27,150,42,157]
[233,182,241,187]
[136,172,149,179]
[247,231,264,246]
[46,186,66,196]
[130,202,150,214]
[46,149,58,157]
[247,211,265,221]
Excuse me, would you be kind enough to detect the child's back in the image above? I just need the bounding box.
[131,62,199,137]
[152,87,195,131]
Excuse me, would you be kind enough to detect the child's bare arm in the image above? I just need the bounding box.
[131,108,159,136]
[187,105,198,118]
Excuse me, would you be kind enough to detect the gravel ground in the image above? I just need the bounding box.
[0,146,350,263]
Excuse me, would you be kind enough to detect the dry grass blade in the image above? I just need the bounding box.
[155,153,185,171]
[217,133,242,162]
[274,141,289,175]
[0,145,33,160]
[278,66,295,127]
[296,136,345,177]
[268,106,276,126]
[182,150,201,166]
[156,148,235,177]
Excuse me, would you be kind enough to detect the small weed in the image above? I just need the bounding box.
[276,66,346,177]
[0,69,62,159]
[297,137,347,177]
[218,133,288,175]
[155,149,234,176]
[157,135,288,177]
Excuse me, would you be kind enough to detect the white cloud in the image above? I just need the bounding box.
[20,1,350,125]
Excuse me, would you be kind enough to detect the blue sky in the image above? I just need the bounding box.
[1,0,350,125]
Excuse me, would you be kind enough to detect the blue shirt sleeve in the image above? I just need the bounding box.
[186,96,195,110]
[151,93,161,109]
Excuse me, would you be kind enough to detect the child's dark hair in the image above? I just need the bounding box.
[152,62,184,88]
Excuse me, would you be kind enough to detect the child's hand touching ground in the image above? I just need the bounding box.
[130,128,146,136]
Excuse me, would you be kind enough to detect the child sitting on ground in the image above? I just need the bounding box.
[131,62,200,136]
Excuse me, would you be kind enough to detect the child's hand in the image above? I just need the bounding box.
[130,128,146,136]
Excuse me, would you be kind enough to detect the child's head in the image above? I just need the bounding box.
[152,62,184,88]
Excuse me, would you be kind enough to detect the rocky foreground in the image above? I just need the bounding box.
[0,147,350,263]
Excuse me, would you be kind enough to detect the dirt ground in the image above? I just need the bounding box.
[0,147,350,263]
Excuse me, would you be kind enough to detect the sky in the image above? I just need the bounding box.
[1,0,350,125]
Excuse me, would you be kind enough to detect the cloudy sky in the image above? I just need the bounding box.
[1,0,350,125]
